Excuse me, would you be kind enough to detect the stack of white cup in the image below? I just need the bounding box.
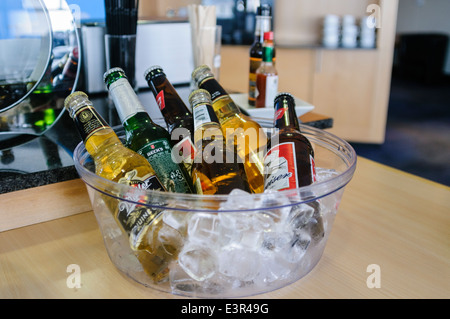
[341,15,358,48]
[322,15,340,48]
[360,16,376,48]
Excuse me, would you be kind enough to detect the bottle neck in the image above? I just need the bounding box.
[262,44,275,63]
[108,77,146,123]
[197,76,241,116]
[274,99,300,131]
[254,16,272,42]
[72,102,117,155]
[147,74,191,121]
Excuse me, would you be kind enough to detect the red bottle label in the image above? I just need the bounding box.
[264,142,298,191]
[156,90,165,111]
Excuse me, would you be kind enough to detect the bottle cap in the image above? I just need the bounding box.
[103,67,126,83]
[257,4,271,16]
[144,65,163,81]
[264,31,274,41]
[274,92,295,106]
[188,89,211,104]
[64,91,88,110]
[191,64,213,84]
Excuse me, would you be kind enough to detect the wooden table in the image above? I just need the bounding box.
[0,157,449,299]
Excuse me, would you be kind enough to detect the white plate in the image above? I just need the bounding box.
[230,93,315,119]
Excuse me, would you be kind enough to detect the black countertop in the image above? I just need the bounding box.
[0,88,332,194]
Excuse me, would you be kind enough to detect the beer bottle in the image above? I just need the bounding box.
[65,91,182,283]
[64,91,165,244]
[189,89,250,195]
[144,65,195,174]
[191,65,266,194]
[255,31,278,108]
[104,67,194,194]
[264,92,317,190]
[249,4,274,107]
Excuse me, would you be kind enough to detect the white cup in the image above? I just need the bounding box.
[341,35,357,48]
[342,24,358,36]
[342,15,355,26]
[324,14,340,27]
[323,34,339,48]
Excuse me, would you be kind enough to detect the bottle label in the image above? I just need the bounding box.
[249,57,261,103]
[137,138,192,193]
[116,169,165,247]
[264,142,298,191]
[263,74,278,107]
[73,105,109,142]
[193,103,216,130]
[156,90,165,111]
[198,77,226,101]
[109,78,146,122]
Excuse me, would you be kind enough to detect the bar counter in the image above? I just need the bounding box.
[1,156,448,299]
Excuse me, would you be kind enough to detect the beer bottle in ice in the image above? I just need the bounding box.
[64,91,166,244]
[189,89,250,195]
[191,65,266,193]
[144,65,195,174]
[104,67,194,194]
[264,92,317,190]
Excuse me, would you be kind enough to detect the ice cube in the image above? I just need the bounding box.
[255,254,293,285]
[162,210,191,235]
[260,231,291,255]
[187,213,221,245]
[256,190,292,227]
[178,244,217,281]
[218,244,260,281]
[219,188,256,211]
[286,230,311,263]
[289,203,315,230]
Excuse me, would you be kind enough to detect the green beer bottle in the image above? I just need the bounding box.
[104,67,194,194]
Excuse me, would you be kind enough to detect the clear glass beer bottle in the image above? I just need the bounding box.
[191,65,266,193]
[189,89,250,195]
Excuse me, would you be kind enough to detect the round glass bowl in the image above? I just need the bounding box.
[73,124,357,298]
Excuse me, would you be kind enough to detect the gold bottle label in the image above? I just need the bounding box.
[73,105,109,142]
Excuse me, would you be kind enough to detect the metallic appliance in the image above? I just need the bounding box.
[0,0,81,150]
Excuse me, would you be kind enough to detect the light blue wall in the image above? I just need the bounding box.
[66,0,105,22]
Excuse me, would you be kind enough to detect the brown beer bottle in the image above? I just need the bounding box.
[249,4,274,107]
[264,92,317,190]
[189,89,250,195]
[144,65,195,174]
[191,65,266,194]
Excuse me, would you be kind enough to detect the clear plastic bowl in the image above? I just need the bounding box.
[73,124,357,298]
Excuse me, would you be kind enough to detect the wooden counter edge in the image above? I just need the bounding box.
[2,156,448,234]
[0,178,92,233]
